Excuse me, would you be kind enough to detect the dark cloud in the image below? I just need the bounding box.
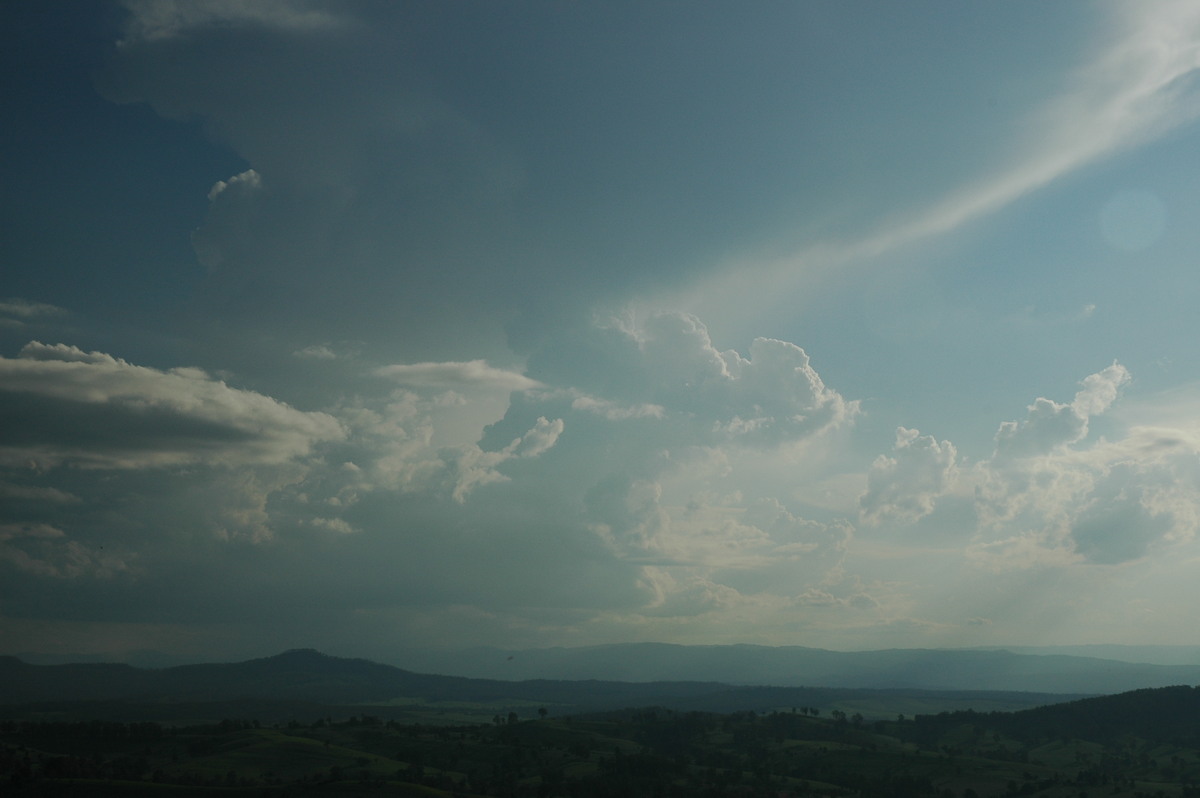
[0,342,342,469]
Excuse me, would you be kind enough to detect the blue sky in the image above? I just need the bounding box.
[4,0,1200,664]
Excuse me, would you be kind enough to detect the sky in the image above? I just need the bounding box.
[4,0,1200,666]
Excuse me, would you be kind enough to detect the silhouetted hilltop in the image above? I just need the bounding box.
[0,649,737,707]
[914,683,1200,745]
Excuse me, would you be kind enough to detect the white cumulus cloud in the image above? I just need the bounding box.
[860,428,959,525]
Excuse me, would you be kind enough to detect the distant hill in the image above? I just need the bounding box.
[980,643,1200,666]
[0,649,1079,722]
[0,648,720,706]
[401,642,1200,693]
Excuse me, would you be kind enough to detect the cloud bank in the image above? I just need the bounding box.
[0,342,342,469]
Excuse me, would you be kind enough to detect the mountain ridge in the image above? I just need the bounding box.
[0,647,1097,723]
[4,644,1197,713]
[400,641,1200,693]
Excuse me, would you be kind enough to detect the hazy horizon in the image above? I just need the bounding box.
[5,1,1200,664]
[12,640,1200,676]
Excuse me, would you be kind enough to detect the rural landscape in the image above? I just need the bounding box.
[5,647,1200,796]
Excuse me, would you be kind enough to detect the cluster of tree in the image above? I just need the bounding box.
[6,688,1200,796]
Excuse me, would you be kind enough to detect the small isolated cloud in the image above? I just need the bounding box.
[310,517,356,535]
[0,299,68,329]
[206,168,262,202]
[375,360,542,393]
[293,343,338,360]
[192,170,265,272]
[118,0,347,44]
[0,341,343,469]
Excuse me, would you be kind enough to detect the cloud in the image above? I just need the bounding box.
[0,523,132,579]
[523,311,858,447]
[232,311,864,641]
[0,523,65,542]
[569,394,665,421]
[0,342,343,469]
[866,0,1200,252]
[17,1,1200,657]
[993,362,1129,460]
[675,1,1200,324]
[6,324,1181,652]
[192,169,265,273]
[293,343,338,360]
[476,312,859,589]
[857,361,1200,568]
[860,428,958,525]
[1073,362,1132,417]
[118,0,347,44]
[206,168,262,202]
[450,416,563,502]
[637,567,744,617]
[375,360,542,393]
[301,378,565,508]
[0,483,80,504]
[0,299,68,329]
[101,2,530,358]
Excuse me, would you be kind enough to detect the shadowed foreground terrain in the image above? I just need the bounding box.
[6,686,1200,797]
[5,650,1200,796]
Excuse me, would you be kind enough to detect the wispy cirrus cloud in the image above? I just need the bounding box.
[0,298,68,330]
[678,0,1200,317]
